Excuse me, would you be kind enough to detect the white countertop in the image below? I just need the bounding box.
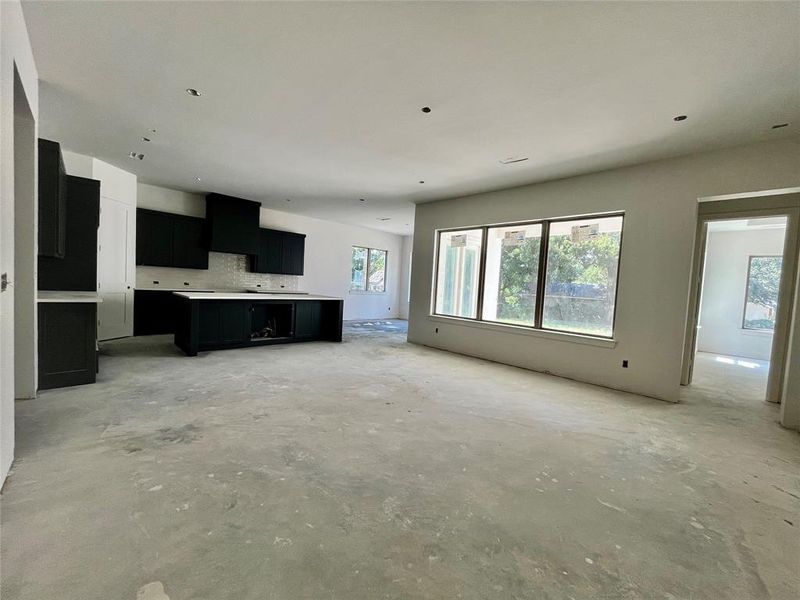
[173,292,341,301]
[37,291,103,303]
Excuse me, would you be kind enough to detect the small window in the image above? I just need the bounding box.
[542,215,623,337]
[351,246,388,293]
[435,229,483,318]
[743,255,782,331]
[482,223,543,326]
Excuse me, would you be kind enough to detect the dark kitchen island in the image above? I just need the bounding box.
[173,292,343,356]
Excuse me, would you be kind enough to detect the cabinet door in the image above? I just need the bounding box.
[199,302,250,345]
[38,303,97,390]
[251,229,283,274]
[38,139,66,259]
[136,209,173,266]
[172,215,209,269]
[282,232,305,275]
[295,301,322,339]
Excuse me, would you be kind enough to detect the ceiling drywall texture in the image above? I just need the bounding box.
[22,1,800,235]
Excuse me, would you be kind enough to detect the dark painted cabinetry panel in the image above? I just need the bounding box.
[136,209,173,267]
[250,228,306,275]
[198,301,250,345]
[38,303,97,390]
[172,215,209,269]
[38,176,100,291]
[38,139,67,259]
[134,290,179,335]
[136,209,208,269]
[205,193,260,256]
[295,300,322,339]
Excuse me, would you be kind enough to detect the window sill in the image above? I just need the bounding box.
[428,314,617,348]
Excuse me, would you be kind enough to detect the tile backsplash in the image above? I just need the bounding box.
[136,251,301,291]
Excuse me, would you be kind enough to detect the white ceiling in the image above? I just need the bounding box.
[22,1,800,236]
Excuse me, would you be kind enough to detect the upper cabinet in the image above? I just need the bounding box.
[136,209,209,270]
[38,176,100,291]
[250,228,306,276]
[38,139,67,259]
[205,193,260,256]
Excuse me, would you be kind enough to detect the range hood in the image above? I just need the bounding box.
[205,193,260,256]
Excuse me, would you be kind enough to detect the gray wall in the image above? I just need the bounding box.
[408,137,800,412]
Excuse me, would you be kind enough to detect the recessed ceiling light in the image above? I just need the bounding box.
[359,198,366,202]
[499,156,529,165]
[772,123,789,129]
[141,136,151,142]
[149,128,157,133]
[421,106,431,113]
[195,177,201,182]
[378,217,391,221]
[673,115,688,122]
[186,88,201,97]
[419,180,425,184]
[285,198,291,202]
[128,152,144,160]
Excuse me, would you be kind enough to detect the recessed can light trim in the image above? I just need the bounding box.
[421,106,432,113]
[673,115,688,122]
[772,123,789,129]
[186,88,202,97]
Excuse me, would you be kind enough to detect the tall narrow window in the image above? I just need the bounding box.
[482,223,542,326]
[542,215,623,337]
[435,229,483,318]
[743,255,782,331]
[367,248,387,292]
[351,246,368,291]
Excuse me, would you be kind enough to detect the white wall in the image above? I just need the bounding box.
[697,228,785,361]
[136,183,404,320]
[408,138,800,419]
[0,0,39,481]
[399,235,413,320]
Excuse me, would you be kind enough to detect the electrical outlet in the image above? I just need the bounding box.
[622,360,629,368]
[0,273,7,292]
[435,327,439,333]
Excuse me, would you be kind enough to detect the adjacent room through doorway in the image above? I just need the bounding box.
[692,216,788,404]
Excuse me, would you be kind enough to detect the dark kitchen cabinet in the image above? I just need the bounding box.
[198,301,250,346]
[38,139,67,259]
[136,209,173,267]
[38,302,97,390]
[172,215,209,269]
[205,193,260,256]
[282,232,306,275]
[295,300,322,340]
[249,228,306,275]
[38,176,100,291]
[134,290,179,335]
[136,209,208,269]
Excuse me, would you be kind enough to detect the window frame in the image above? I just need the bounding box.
[741,254,781,332]
[350,245,388,294]
[432,211,625,339]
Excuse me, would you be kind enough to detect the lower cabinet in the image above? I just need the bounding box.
[38,303,97,390]
[174,298,343,356]
[295,301,322,340]
[199,301,250,345]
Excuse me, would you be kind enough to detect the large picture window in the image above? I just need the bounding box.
[351,246,388,293]
[743,255,782,331]
[433,213,624,338]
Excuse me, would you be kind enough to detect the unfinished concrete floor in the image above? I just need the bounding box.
[2,321,799,600]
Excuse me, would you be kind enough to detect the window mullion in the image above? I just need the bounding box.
[476,226,488,320]
[534,221,550,329]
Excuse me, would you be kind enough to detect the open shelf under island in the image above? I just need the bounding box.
[172,292,344,356]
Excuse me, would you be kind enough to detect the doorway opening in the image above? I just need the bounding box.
[692,216,788,404]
